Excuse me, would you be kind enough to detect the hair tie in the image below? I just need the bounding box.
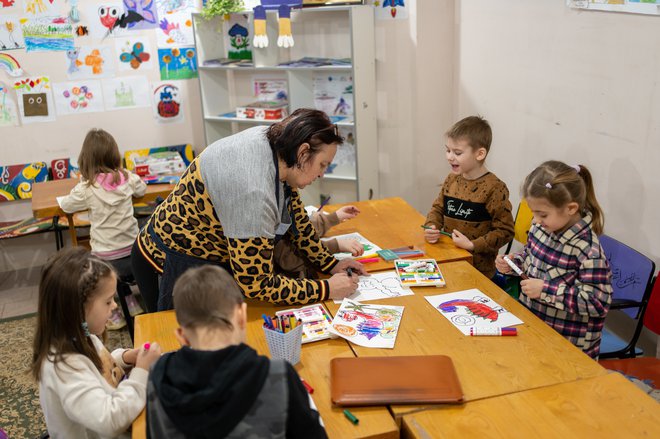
[545,182,552,189]
[81,322,90,337]
[573,164,581,173]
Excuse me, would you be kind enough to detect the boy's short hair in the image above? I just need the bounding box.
[173,265,244,330]
[445,115,492,153]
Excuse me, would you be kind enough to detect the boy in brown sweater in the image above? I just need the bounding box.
[424,116,514,279]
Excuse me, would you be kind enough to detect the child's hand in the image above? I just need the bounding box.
[451,229,474,251]
[135,342,162,371]
[520,278,544,299]
[495,254,513,274]
[338,238,364,256]
[424,225,441,243]
[336,205,360,221]
[121,348,139,365]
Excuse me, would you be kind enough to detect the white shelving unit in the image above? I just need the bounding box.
[192,5,378,203]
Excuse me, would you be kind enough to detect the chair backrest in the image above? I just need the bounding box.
[0,162,48,202]
[505,199,534,253]
[643,274,660,336]
[599,234,655,319]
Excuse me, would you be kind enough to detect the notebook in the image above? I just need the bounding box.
[330,355,463,406]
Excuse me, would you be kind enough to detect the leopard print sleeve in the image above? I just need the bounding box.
[287,190,339,274]
[226,236,330,304]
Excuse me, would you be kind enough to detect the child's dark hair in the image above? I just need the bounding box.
[266,108,344,168]
[173,265,244,331]
[522,160,604,235]
[78,128,127,186]
[32,247,116,381]
[446,115,492,154]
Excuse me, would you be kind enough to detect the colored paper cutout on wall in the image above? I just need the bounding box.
[329,299,404,349]
[158,46,197,80]
[21,16,75,52]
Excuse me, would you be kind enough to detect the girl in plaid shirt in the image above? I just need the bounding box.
[496,161,612,358]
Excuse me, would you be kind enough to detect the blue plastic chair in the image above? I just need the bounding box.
[599,234,655,359]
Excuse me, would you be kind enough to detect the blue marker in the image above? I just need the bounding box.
[262,314,273,329]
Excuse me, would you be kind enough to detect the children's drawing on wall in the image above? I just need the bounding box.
[13,76,56,124]
[0,83,19,127]
[313,74,353,117]
[53,80,105,115]
[66,45,116,79]
[224,14,252,60]
[21,16,75,52]
[23,0,59,17]
[425,289,524,336]
[324,232,382,260]
[335,271,414,304]
[102,75,150,110]
[1,15,25,50]
[1,0,18,10]
[0,162,48,202]
[156,0,197,15]
[158,46,197,80]
[121,0,160,30]
[328,125,356,175]
[0,52,24,77]
[87,2,129,39]
[152,82,183,123]
[156,12,194,46]
[115,36,153,71]
[374,0,409,20]
[329,299,404,349]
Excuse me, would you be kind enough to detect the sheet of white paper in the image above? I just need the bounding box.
[328,299,404,349]
[425,288,524,335]
[324,232,382,260]
[56,196,66,208]
[334,271,413,303]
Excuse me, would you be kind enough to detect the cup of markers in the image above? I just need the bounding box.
[262,314,303,365]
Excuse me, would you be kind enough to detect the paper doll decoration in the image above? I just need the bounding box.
[253,0,301,49]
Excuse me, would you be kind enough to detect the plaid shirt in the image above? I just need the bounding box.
[513,213,612,358]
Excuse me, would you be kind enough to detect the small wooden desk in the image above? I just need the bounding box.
[324,197,472,270]
[325,260,607,416]
[131,301,399,439]
[31,178,175,219]
[401,373,660,439]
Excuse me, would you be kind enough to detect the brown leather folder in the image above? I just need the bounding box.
[331,355,463,406]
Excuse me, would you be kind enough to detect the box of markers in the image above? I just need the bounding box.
[394,259,446,287]
[275,303,335,344]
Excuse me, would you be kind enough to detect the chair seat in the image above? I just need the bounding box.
[600,328,643,357]
[0,217,54,239]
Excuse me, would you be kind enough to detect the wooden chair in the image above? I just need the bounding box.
[504,199,534,254]
[599,235,656,359]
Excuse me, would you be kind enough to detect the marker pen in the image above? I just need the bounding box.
[503,256,528,279]
[143,343,151,350]
[357,257,380,264]
[346,267,353,277]
[469,327,517,336]
[343,409,359,425]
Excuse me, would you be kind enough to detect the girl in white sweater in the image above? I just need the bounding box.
[31,248,161,439]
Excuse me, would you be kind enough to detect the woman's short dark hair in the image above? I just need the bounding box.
[266,108,344,168]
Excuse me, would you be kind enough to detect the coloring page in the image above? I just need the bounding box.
[52,80,104,115]
[65,45,117,79]
[0,15,25,50]
[102,75,150,110]
[324,232,382,260]
[334,271,413,303]
[0,83,19,127]
[115,36,154,71]
[152,81,183,123]
[22,16,75,52]
[425,289,523,336]
[329,299,404,349]
[13,76,56,124]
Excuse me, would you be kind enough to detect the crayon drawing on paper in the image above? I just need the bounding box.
[21,16,75,52]
[0,15,25,50]
[158,47,197,80]
[329,299,404,349]
[324,232,382,260]
[425,288,523,336]
[335,271,413,303]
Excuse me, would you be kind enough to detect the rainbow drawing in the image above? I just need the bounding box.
[0,53,24,77]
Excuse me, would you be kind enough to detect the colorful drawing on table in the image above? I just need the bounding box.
[0,162,48,202]
[13,76,56,124]
[115,37,154,71]
[152,82,183,123]
[334,271,414,304]
[101,76,150,110]
[324,232,382,260]
[328,299,404,349]
[21,16,75,52]
[0,15,26,50]
[0,84,19,127]
[23,0,59,16]
[425,289,524,336]
[156,11,195,47]
[52,80,104,115]
[65,45,117,79]
[158,47,197,80]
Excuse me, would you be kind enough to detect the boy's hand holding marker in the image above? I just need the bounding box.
[422,224,452,244]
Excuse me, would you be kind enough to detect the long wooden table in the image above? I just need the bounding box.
[132,302,399,439]
[31,178,175,219]
[401,372,660,438]
[323,197,472,270]
[324,260,608,418]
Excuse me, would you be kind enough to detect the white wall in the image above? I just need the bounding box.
[454,0,660,269]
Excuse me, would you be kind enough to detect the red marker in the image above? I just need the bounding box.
[301,378,314,394]
[143,343,151,350]
[469,327,517,336]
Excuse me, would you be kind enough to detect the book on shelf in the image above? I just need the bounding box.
[203,58,254,67]
[236,101,289,120]
[278,57,352,68]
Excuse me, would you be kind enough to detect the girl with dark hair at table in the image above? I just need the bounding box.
[131,108,366,312]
